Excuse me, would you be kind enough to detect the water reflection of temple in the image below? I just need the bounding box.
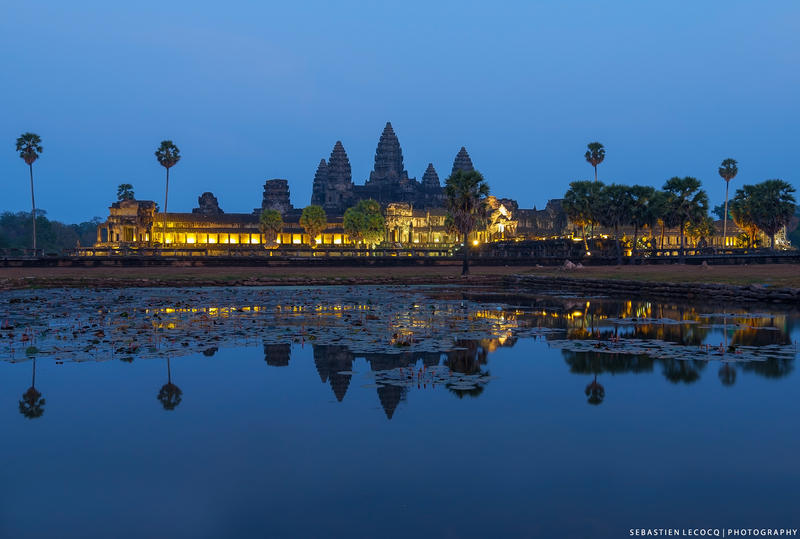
[262,341,504,419]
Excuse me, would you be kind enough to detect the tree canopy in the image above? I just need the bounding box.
[259,209,283,245]
[343,199,385,246]
[117,183,135,201]
[299,205,327,246]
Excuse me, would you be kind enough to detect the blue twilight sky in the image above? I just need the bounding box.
[1,1,798,222]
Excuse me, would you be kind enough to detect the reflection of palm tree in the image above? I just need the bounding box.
[718,364,736,387]
[157,357,182,410]
[19,358,45,419]
[585,374,605,405]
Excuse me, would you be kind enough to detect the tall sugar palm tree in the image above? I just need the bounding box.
[444,169,489,276]
[718,158,738,243]
[15,133,43,251]
[584,142,605,182]
[19,359,45,419]
[155,141,181,245]
[157,357,182,411]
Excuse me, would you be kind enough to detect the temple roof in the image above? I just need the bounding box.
[327,141,352,185]
[421,163,440,189]
[369,122,406,183]
[451,146,475,177]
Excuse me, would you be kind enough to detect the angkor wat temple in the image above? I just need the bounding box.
[311,122,448,214]
[94,122,569,249]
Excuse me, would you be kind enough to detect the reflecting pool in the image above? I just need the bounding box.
[1,286,797,538]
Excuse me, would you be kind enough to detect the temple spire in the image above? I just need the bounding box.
[369,121,407,183]
[451,146,474,177]
[421,163,440,189]
[327,141,352,185]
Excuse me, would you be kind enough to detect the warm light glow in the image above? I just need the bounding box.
[586,251,591,256]
[292,236,301,244]
[472,239,479,246]
[251,236,260,244]
[315,236,322,244]
[333,235,342,245]
[186,234,196,244]
[208,235,217,244]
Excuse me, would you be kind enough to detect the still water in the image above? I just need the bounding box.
[0,286,797,538]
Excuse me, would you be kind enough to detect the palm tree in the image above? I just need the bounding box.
[155,141,181,245]
[595,184,634,265]
[730,185,760,247]
[444,170,490,276]
[584,142,605,182]
[259,209,283,246]
[564,180,603,251]
[157,357,182,410]
[585,375,605,405]
[662,177,709,262]
[19,359,45,419]
[299,205,327,247]
[15,133,43,251]
[718,158,738,244]
[748,179,796,250]
[628,185,656,258]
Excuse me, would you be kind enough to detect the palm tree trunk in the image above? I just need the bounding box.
[582,223,588,251]
[614,224,622,265]
[167,357,171,384]
[679,224,685,263]
[594,165,598,183]
[770,232,776,251]
[632,225,639,259]
[660,222,665,250]
[722,180,730,247]
[162,168,170,247]
[29,164,37,252]
[462,232,470,277]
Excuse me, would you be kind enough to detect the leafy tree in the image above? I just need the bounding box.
[563,180,603,251]
[628,185,656,257]
[117,183,135,201]
[444,170,490,276]
[718,158,738,241]
[259,209,283,246]
[299,205,327,247]
[748,179,796,250]
[155,141,181,244]
[729,185,760,247]
[584,142,605,182]
[343,199,385,248]
[0,211,101,252]
[15,133,43,251]
[662,176,709,262]
[595,184,634,264]
[647,190,671,250]
[711,203,731,221]
[686,215,715,247]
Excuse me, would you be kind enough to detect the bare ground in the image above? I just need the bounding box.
[0,263,799,290]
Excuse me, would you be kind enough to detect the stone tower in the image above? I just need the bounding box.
[260,179,293,215]
[421,163,440,189]
[192,192,224,216]
[368,122,409,185]
[451,147,475,176]
[310,159,328,208]
[327,141,352,186]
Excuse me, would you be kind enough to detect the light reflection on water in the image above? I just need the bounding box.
[0,286,797,538]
